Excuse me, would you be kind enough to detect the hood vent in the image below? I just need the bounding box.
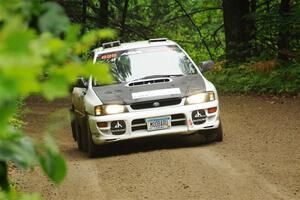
[128,78,170,87]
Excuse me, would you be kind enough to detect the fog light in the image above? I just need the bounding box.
[97,122,108,128]
[111,120,126,135]
[208,107,217,113]
[192,110,206,125]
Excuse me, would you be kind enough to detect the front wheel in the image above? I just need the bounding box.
[85,117,98,158]
[72,115,84,151]
[73,114,88,152]
[214,121,223,142]
[202,121,223,143]
[70,108,77,141]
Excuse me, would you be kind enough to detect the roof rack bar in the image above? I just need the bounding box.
[148,38,168,43]
[102,41,121,49]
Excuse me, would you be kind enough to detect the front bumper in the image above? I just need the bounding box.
[88,100,220,145]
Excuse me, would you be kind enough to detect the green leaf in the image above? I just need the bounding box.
[1,26,36,55]
[43,134,59,154]
[41,74,69,100]
[0,136,38,169]
[84,62,113,84]
[0,184,42,200]
[2,65,42,95]
[39,151,66,184]
[65,25,81,43]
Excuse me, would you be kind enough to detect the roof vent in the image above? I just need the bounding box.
[102,41,121,49]
[128,78,170,87]
[148,38,168,43]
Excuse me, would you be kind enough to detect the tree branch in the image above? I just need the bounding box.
[174,0,213,59]
[109,21,150,39]
[213,24,224,38]
[163,7,222,24]
[82,0,87,34]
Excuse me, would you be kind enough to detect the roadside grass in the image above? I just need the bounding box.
[204,61,300,96]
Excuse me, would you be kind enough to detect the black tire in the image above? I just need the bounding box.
[73,114,88,152]
[214,121,223,142]
[202,121,223,143]
[75,118,84,151]
[79,116,89,152]
[70,109,77,141]
[85,117,98,158]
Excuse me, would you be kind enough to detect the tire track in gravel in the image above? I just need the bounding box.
[193,148,297,200]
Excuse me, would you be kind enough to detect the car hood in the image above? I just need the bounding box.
[93,74,206,105]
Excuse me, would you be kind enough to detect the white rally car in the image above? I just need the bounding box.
[70,38,223,157]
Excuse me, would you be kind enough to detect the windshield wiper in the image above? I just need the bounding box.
[133,74,183,81]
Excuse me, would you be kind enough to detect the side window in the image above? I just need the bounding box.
[179,55,197,75]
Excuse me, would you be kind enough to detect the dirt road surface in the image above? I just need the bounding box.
[11,95,300,200]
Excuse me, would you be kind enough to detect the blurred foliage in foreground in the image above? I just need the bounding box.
[0,0,115,198]
[0,185,40,200]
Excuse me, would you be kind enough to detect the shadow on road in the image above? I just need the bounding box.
[64,133,218,159]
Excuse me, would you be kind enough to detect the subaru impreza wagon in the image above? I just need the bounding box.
[70,38,223,157]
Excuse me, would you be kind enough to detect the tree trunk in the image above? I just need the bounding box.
[56,0,82,23]
[277,0,293,60]
[82,0,87,34]
[223,0,255,62]
[120,0,129,39]
[97,0,109,28]
[0,161,9,191]
[249,0,257,56]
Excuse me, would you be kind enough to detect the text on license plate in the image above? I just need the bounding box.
[146,116,171,131]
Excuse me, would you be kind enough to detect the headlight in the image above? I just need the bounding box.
[95,106,102,115]
[94,105,127,116]
[185,91,215,104]
[105,105,126,114]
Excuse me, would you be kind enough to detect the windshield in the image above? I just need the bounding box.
[96,45,198,83]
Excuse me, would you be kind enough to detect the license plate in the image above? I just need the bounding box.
[146,116,171,131]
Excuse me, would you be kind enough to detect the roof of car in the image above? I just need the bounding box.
[93,39,178,55]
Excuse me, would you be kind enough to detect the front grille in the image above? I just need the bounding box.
[131,114,186,132]
[130,98,182,110]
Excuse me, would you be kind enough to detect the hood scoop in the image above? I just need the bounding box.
[127,78,171,87]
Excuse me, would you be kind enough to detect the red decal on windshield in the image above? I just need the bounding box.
[99,53,117,60]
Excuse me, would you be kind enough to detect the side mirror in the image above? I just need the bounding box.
[75,77,87,88]
[199,60,215,72]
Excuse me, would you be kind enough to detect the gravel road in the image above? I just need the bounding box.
[11,95,300,200]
